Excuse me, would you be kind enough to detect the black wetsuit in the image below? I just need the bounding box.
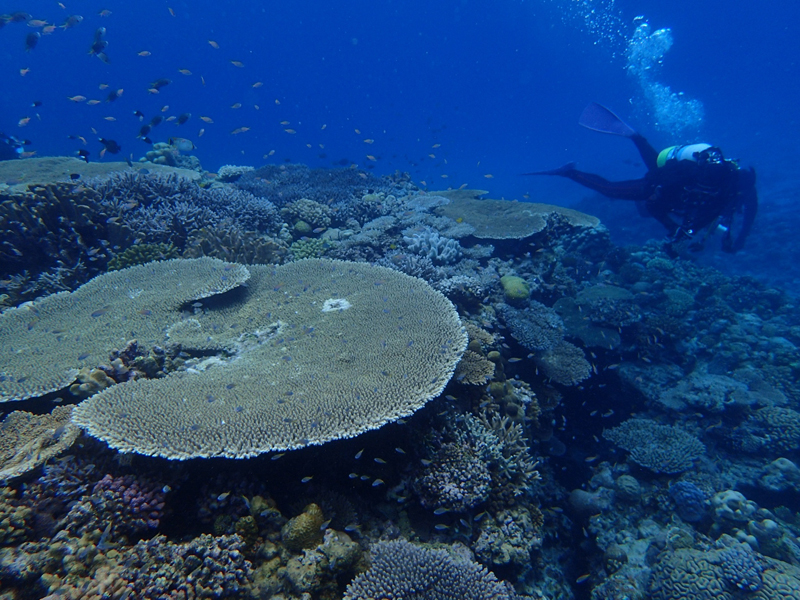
[557,134,758,253]
[0,132,23,161]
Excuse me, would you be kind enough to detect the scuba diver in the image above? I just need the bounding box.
[0,131,28,161]
[526,103,758,254]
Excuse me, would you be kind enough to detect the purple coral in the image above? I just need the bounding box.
[91,473,166,531]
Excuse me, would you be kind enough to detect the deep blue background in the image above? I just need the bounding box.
[2,0,798,286]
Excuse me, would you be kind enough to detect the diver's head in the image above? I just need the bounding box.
[695,146,725,166]
[0,132,26,160]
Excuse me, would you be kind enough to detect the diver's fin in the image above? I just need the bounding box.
[522,162,577,176]
[579,102,637,138]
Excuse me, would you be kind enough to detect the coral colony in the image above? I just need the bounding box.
[1,156,800,599]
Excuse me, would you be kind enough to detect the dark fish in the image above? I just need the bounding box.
[149,115,163,127]
[60,15,83,29]
[98,138,121,154]
[77,149,90,162]
[106,88,122,102]
[31,100,42,107]
[141,136,153,145]
[138,124,152,137]
[149,78,171,90]
[89,27,108,60]
[10,12,31,23]
[69,173,81,180]
[25,32,40,51]
[175,112,191,125]
[133,110,145,120]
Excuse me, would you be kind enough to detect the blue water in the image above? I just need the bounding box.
[1,0,799,285]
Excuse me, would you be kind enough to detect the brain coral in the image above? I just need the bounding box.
[0,257,250,403]
[604,419,705,474]
[73,259,467,459]
[650,544,800,600]
[343,539,514,600]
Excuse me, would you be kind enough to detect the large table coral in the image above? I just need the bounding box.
[67,258,467,459]
[0,257,249,403]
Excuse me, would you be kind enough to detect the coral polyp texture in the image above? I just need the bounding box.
[343,538,514,600]
[0,257,250,403]
[72,258,467,459]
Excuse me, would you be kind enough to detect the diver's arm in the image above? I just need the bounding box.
[721,167,758,253]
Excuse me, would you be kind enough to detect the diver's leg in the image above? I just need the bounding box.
[629,134,659,171]
[559,169,652,201]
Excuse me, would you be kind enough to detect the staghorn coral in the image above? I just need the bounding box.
[343,538,514,600]
[604,419,706,474]
[73,259,467,459]
[534,340,592,386]
[0,406,80,481]
[0,257,250,402]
